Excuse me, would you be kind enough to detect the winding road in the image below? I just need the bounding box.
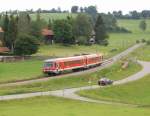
[0,43,149,106]
[0,60,149,106]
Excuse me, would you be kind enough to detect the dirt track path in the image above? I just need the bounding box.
[0,44,143,87]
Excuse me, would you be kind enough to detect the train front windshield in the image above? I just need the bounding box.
[44,62,54,68]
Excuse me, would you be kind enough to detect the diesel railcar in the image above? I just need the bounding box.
[43,54,103,75]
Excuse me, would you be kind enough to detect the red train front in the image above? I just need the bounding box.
[43,54,103,75]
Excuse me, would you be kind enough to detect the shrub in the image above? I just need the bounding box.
[14,34,39,56]
[136,40,140,43]
[76,36,88,45]
[146,40,150,45]
[141,39,146,43]
[98,39,109,46]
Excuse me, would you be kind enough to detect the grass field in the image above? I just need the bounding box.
[130,45,150,61]
[36,33,149,57]
[0,17,150,116]
[35,19,150,57]
[0,96,150,116]
[78,41,150,106]
[118,19,150,33]
[0,60,43,83]
[30,13,77,21]
[0,60,141,95]
[0,19,149,83]
[78,74,150,106]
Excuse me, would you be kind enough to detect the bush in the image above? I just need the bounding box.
[107,26,131,33]
[76,36,88,45]
[141,39,146,43]
[136,40,140,43]
[98,39,109,46]
[146,40,150,45]
[14,34,39,56]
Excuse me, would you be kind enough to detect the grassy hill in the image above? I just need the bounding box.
[30,13,77,21]
[0,60,141,95]
[118,19,150,33]
[0,19,150,83]
[0,19,150,116]
[78,44,150,106]
[130,45,150,61]
[78,74,150,106]
[0,96,150,116]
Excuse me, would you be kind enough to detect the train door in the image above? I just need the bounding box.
[84,56,88,68]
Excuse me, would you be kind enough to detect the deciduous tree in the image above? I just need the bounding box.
[53,19,74,45]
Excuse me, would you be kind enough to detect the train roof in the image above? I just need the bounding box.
[44,55,85,62]
[44,53,103,63]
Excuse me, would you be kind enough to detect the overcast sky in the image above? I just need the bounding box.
[0,0,150,14]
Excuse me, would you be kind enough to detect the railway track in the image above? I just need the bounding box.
[0,43,143,87]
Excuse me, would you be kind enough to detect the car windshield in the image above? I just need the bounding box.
[44,62,53,67]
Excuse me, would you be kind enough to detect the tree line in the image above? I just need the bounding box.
[111,10,150,19]
[0,11,109,56]
[0,6,131,56]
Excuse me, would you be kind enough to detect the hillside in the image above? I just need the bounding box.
[30,13,77,21]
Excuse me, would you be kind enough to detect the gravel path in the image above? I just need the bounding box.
[0,44,143,87]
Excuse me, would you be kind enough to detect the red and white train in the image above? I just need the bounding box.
[43,54,103,75]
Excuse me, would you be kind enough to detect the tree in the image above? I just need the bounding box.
[14,34,39,56]
[112,11,123,19]
[2,13,10,48]
[73,13,93,44]
[17,12,31,36]
[71,6,78,13]
[80,7,84,13]
[139,20,147,31]
[30,12,47,39]
[129,11,140,19]
[53,19,74,44]
[84,6,98,24]
[48,18,53,29]
[7,15,18,52]
[94,14,109,46]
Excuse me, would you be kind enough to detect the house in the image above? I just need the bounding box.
[0,47,10,53]
[0,27,4,44]
[0,27,10,53]
[41,28,54,44]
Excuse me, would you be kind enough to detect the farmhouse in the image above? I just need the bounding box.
[0,27,10,53]
[42,28,54,44]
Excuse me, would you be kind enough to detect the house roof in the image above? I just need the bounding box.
[0,40,3,46]
[41,29,54,36]
[0,47,10,53]
[0,27,4,33]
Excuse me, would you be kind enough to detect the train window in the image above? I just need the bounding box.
[44,62,53,67]
[64,59,82,66]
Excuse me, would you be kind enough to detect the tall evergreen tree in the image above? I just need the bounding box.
[8,15,18,52]
[2,12,10,48]
[94,14,109,46]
